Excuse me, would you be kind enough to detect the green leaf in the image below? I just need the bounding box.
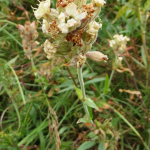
[98,142,105,150]
[112,117,120,127]
[131,56,145,69]
[59,126,70,135]
[141,46,147,67]
[77,118,90,124]
[58,85,74,93]
[85,78,105,85]
[77,141,96,150]
[88,106,93,119]
[74,86,83,100]
[112,3,130,23]
[59,80,73,88]
[143,0,150,12]
[7,55,18,65]
[39,130,45,150]
[104,74,110,94]
[84,98,98,110]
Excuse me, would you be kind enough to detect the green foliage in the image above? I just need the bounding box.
[0,0,150,149]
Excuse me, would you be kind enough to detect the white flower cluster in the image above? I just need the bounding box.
[109,34,130,53]
[33,0,106,67]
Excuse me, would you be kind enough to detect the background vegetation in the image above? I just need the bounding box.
[0,0,150,149]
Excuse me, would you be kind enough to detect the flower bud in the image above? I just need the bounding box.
[116,57,123,67]
[92,0,106,7]
[86,51,108,62]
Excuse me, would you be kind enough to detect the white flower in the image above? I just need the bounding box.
[44,40,57,59]
[58,23,69,33]
[109,40,115,47]
[116,57,123,66]
[67,18,78,27]
[109,34,130,53]
[66,3,86,23]
[92,0,106,7]
[86,21,102,37]
[42,19,49,33]
[34,0,51,20]
[58,12,66,23]
[57,2,87,33]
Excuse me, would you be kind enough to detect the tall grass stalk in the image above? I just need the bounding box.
[8,64,26,104]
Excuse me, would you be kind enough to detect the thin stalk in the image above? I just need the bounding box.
[108,69,115,87]
[30,54,38,77]
[136,0,149,88]
[8,64,26,104]
[66,67,77,87]
[77,67,94,125]
[121,54,146,109]
[109,54,117,87]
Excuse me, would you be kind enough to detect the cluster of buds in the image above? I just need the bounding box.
[17,21,39,59]
[33,0,107,68]
[109,34,130,54]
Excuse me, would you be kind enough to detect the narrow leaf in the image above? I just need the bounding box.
[84,98,98,110]
[74,86,83,100]
[7,55,19,65]
[77,141,96,150]
[77,118,90,124]
[104,74,110,94]
[85,78,105,85]
[112,3,130,23]
[131,56,145,69]
[98,142,106,150]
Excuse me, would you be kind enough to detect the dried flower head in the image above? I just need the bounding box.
[17,21,39,59]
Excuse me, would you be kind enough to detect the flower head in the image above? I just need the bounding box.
[86,21,102,37]
[109,34,130,53]
[44,40,57,59]
[33,0,106,67]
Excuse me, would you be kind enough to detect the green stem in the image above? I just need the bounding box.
[30,54,37,78]
[136,0,149,88]
[108,69,115,87]
[77,67,94,125]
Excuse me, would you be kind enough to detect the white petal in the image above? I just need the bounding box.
[58,12,66,23]
[67,18,77,27]
[65,3,77,16]
[58,23,68,33]
[75,12,87,21]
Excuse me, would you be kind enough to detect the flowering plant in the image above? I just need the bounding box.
[33,0,108,133]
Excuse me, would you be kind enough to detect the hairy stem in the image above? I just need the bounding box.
[77,67,94,125]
